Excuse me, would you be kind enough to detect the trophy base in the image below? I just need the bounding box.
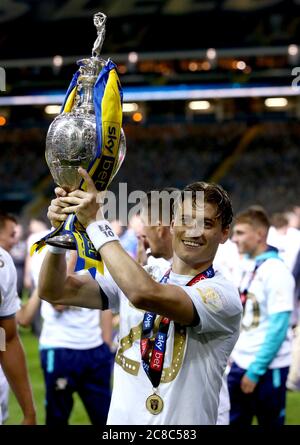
[46,234,77,250]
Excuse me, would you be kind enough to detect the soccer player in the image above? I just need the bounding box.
[228,207,295,426]
[0,212,36,425]
[138,188,232,424]
[39,169,242,425]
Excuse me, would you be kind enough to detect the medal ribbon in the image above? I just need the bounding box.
[141,265,215,389]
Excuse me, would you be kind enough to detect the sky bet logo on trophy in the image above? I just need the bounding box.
[31,12,126,275]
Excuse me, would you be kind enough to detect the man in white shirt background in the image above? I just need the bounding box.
[0,212,36,425]
[229,207,295,426]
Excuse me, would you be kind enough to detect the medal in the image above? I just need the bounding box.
[146,393,164,415]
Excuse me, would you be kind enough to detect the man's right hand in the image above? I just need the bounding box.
[47,187,69,228]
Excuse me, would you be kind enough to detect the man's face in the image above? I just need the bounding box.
[171,200,229,267]
[232,222,259,256]
[0,220,18,252]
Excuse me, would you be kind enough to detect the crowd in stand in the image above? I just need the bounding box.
[0,120,299,216]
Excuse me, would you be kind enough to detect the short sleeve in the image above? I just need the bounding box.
[0,254,20,318]
[180,278,242,335]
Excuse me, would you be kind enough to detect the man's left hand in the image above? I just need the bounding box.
[240,374,257,394]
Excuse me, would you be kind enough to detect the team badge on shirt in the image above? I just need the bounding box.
[196,287,223,312]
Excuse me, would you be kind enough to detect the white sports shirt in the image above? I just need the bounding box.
[0,246,20,319]
[231,257,295,369]
[30,237,104,350]
[147,255,231,422]
[97,264,242,425]
[0,246,20,425]
[267,226,300,271]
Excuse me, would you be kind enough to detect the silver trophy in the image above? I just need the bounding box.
[45,12,126,250]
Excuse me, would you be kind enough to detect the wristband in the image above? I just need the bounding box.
[47,245,67,254]
[86,220,119,251]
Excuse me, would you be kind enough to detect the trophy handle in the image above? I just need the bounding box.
[45,215,77,250]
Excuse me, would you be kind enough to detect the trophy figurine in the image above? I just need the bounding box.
[32,12,125,273]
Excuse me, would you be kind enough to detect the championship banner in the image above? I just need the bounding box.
[31,59,123,276]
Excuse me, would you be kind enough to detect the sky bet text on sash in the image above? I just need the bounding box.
[101,429,197,441]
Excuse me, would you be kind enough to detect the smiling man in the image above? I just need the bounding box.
[39,171,242,425]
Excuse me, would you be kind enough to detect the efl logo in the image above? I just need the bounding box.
[0,67,5,92]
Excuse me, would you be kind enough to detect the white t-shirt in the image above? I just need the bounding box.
[0,247,20,426]
[0,246,20,318]
[96,265,242,425]
[0,365,9,424]
[214,239,241,283]
[231,258,295,369]
[145,256,231,420]
[30,240,104,350]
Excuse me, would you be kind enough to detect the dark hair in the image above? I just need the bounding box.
[0,212,17,231]
[179,182,233,229]
[235,207,270,230]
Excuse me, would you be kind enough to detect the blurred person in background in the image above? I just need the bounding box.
[137,188,175,269]
[119,214,144,259]
[0,212,36,425]
[268,211,300,327]
[286,239,300,392]
[23,218,49,292]
[267,210,300,272]
[22,244,113,425]
[109,219,125,238]
[213,237,241,284]
[10,223,27,299]
[23,218,49,337]
[228,207,295,426]
[285,206,300,231]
